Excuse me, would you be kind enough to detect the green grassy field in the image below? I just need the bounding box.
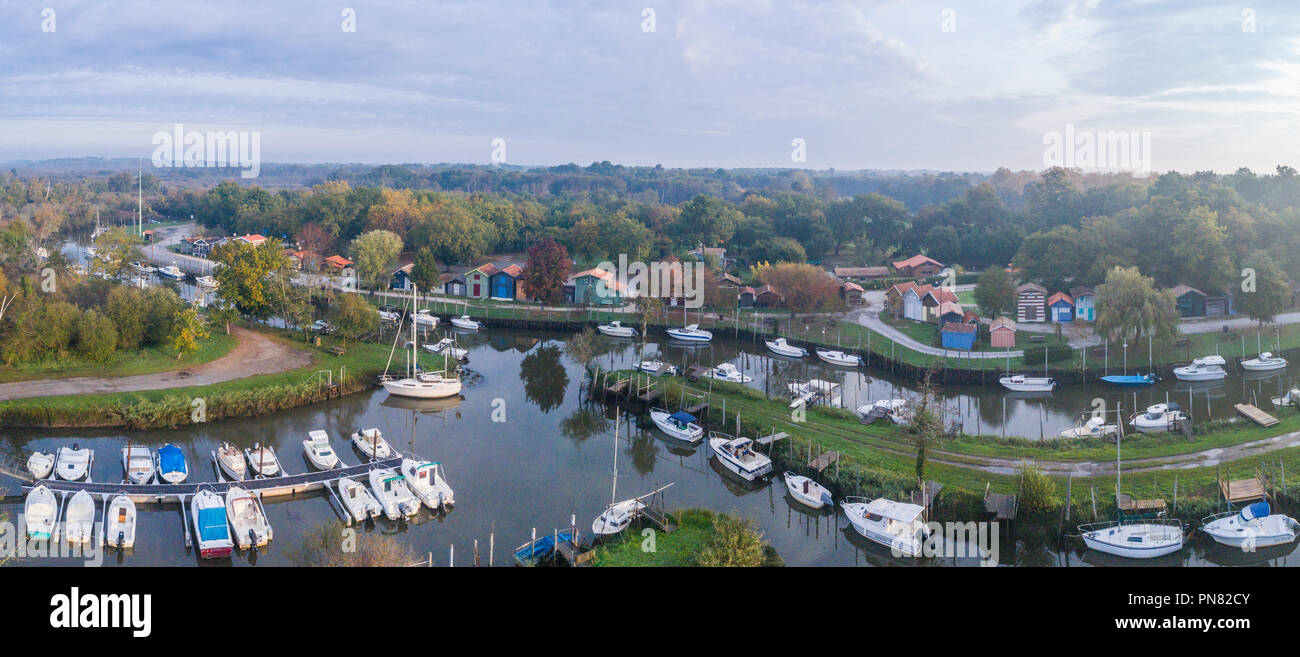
[0,332,239,384]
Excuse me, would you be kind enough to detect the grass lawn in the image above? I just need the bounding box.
[0,332,239,384]
[591,509,718,566]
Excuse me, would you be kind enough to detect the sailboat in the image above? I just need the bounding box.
[592,409,646,536]
[382,283,462,399]
[1077,427,1184,559]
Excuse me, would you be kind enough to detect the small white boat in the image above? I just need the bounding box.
[1060,416,1118,439]
[121,445,154,485]
[156,263,183,279]
[1272,388,1300,409]
[648,407,705,443]
[24,484,57,540]
[1079,519,1183,559]
[597,321,637,338]
[709,432,773,481]
[707,362,752,383]
[129,261,154,274]
[377,306,401,323]
[55,445,93,481]
[1202,501,1299,549]
[841,496,930,556]
[351,427,394,459]
[369,468,421,520]
[784,472,833,509]
[226,486,273,551]
[1130,403,1187,433]
[244,443,281,478]
[195,275,218,288]
[157,443,188,483]
[1241,352,1287,372]
[64,490,96,544]
[401,459,455,510]
[765,337,807,358]
[450,315,483,331]
[637,360,677,375]
[856,399,909,424]
[27,451,54,480]
[412,309,439,328]
[816,348,862,367]
[592,498,646,535]
[104,494,137,549]
[302,430,339,470]
[191,487,234,559]
[666,324,712,342]
[337,477,383,522]
[1173,355,1227,382]
[998,374,1056,392]
[216,442,246,481]
[422,337,468,360]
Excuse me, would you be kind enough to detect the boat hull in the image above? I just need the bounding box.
[597,325,636,338]
[1241,360,1287,372]
[1081,523,1183,559]
[383,377,462,399]
[666,329,712,342]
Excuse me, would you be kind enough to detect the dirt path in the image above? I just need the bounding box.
[0,327,313,401]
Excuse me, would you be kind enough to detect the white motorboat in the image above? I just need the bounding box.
[856,399,909,424]
[841,496,930,557]
[707,362,752,383]
[648,407,704,443]
[709,432,773,481]
[422,337,468,360]
[337,477,383,522]
[377,306,401,323]
[1173,355,1227,382]
[351,427,395,459]
[216,442,246,481]
[765,337,807,358]
[665,324,712,343]
[1202,501,1299,549]
[26,451,54,480]
[302,430,339,470]
[1130,403,1187,433]
[195,275,218,289]
[244,443,281,478]
[1272,388,1300,409]
[24,484,57,540]
[450,315,483,331]
[637,360,677,375]
[104,494,137,549]
[816,348,863,367]
[998,374,1056,392]
[597,321,637,338]
[401,459,455,510]
[369,468,421,520]
[412,309,439,328]
[225,486,273,551]
[121,445,154,485]
[311,319,333,335]
[156,443,188,483]
[592,498,646,535]
[1241,352,1287,372]
[784,472,833,509]
[1060,416,1118,439]
[156,263,183,279]
[787,379,842,408]
[191,487,234,559]
[1079,519,1184,558]
[64,490,96,545]
[129,260,154,274]
[55,445,93,481]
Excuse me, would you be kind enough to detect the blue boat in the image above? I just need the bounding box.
[157,443,189,484]
[1101,373,1158,387]
[513,528,577,566]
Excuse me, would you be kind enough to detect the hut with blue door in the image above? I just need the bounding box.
[1047,291,1074,322]
[1069,286,1095,321]
[940,322,977,350]
[489,263,524,300]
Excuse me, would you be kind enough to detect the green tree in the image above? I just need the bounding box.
[349,229,403,293]
[212,238,290,321]
[76,310,118,363]
[168,305,210,359]
[1093,266,1179,343]
[331,293,378,343]
[409,247,442,300]
[1238,250,1291,327]
[973,266,1017,318]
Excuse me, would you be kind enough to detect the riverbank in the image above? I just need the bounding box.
[590,508,782,566]
[0,326,448,429]
[0,331,238,385]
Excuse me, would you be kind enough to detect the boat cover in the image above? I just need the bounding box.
[159,445,185,474]
[1240,501,1271,523]
[669,411,697,424]
[198,507,229,541]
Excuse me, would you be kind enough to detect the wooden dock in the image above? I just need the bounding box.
[1117,493,1166,513]
[755,431,788,446]
[1220,476,1266,503]
[1234,403,1278,427]
[808,450,839,472]
[912,480,943,508]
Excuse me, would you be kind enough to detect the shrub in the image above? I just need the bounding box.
[1017,462,1057,515]
[696,514,767,567]
[1021,343,1073,365]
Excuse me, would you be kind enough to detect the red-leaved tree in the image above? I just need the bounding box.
[522,237,570,305]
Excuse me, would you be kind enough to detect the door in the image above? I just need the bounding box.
[472,283,480,297]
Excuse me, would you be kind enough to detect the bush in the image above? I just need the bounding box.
[696,514,767,567]
[77,310,118,363]
[1021,343,1073,365]
[1017,463,1057,515]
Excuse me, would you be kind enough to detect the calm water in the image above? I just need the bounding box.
[3,327,1298,566]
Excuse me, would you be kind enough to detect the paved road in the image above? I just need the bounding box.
[0,326,312,401]
[851,291,1024,359]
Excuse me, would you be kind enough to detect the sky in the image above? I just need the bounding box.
[0,0,1298,173]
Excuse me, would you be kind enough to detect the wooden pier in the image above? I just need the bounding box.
[808,450,840,472]
[1234,403,1278,427]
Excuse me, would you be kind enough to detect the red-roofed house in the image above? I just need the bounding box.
[840,281,865,306]
[1047,291,1074,323]
[236,234,267,245]
[892,254,944,278]
[570,268,625,305]
[490,263,525,300]
[466,263,498,299]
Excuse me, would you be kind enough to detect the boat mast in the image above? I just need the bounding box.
[610,407,621,506]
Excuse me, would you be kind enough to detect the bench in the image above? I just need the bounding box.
[328,346,347,356]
